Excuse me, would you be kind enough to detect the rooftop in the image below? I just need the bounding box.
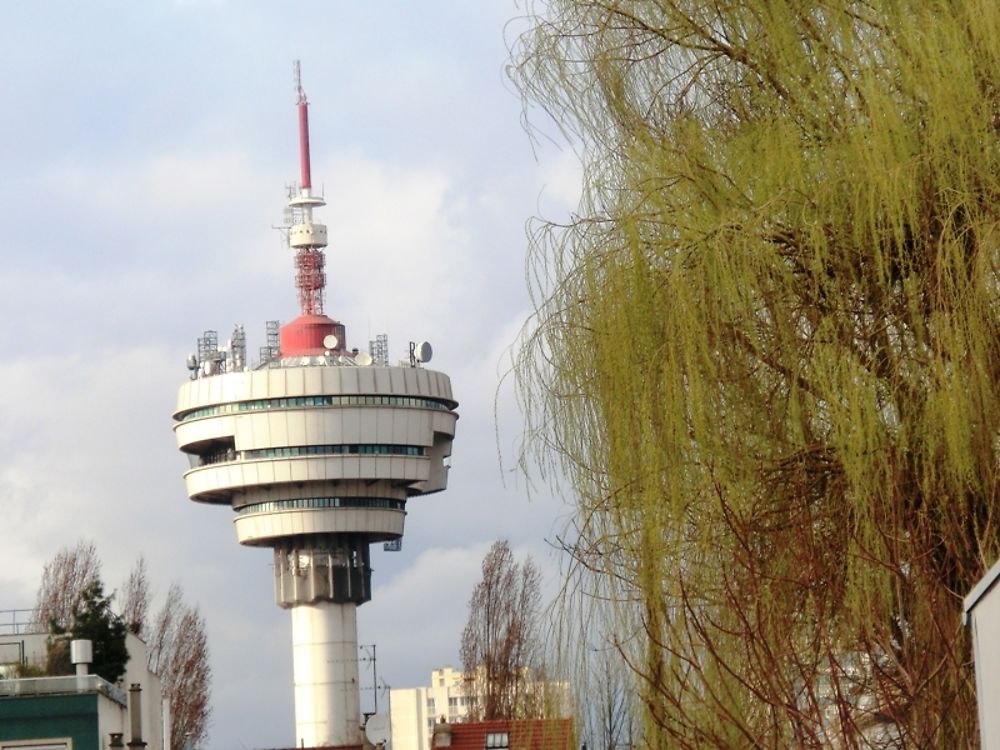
[437,719,573,750]
[0,674,127,706]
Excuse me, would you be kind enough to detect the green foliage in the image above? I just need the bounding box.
[52,580,129,684]
[513,1,1000,746]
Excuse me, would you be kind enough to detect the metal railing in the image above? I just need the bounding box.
[0,609,45,636]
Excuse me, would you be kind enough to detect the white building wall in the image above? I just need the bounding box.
[390,667,473,750]
[389,687,425,750]
[965,559,1000,750]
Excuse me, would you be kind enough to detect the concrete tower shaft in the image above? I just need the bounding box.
[173,64,458,750]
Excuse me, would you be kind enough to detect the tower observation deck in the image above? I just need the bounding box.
[172,64,458,749]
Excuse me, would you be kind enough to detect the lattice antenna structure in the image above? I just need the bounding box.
[286,60,328,318]
[369,334,389,366]
[229,325,247,373]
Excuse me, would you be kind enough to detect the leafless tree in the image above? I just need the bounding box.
[119,555,151,636]
[35,541,101,630]
[36,547,210,748]
[149,583,212,750]
[461,540,543,720]
[580,647,635,750]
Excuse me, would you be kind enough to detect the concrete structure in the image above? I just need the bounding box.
[173,65,458,749]
[390,667,472,750]
[0,616,166,749]
[965,558,1000,749]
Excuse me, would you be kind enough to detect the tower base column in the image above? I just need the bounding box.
[291,601,362,749]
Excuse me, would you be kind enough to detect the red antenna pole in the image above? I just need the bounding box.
[295,60,312,190]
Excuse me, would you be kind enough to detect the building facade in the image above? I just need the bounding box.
[0,616,166,749]
[390,667,473,750]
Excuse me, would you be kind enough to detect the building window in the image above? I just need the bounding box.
[427,698,435,713]
[448,696,458,708]
[485,732,510,749]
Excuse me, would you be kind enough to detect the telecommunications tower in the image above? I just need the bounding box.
[173,63,458,749]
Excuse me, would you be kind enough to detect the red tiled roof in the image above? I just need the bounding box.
[443,719,573,750]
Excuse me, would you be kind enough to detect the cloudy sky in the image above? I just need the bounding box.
[0,2,582,747]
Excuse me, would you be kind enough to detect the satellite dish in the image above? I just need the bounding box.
[415,341,433,363]
[355,351,373,367]
[365,714,391,746]
[323,334,339,350]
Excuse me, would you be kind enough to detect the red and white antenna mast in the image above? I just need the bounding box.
[295,60,312,191]
[288,60,327,318]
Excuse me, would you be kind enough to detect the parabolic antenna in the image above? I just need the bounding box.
[365,713,391,746]
[323,334,339,350]
[355,351,374,367]
[415,341,433,363]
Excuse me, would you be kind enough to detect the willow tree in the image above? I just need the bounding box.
[512,1,1000,747]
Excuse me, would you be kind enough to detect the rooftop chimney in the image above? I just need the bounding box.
[432,719,453,748]
[128,683,147,749]
[70,639,92,677]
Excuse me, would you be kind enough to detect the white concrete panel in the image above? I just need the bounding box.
[306,457,322,481]
[185,452,434,499]
[375,367,391,392]
[243,460,259,487]
[341,408,362,443]
[250,371,270,400]
[285,366,305,396]
[287,410,307,444]
[273,369,291,398]
[356,367,376,392]
[174,414,237,448]
[324,411,342,443]
[321,366,344,394]
[389,367,406,392]
[258,461,275,485]
[339,368,360,395]
[264,411,285,446]
[403,367,419,395]
[359,411,378,442]
[273,459,292,483]
[405,411,423,446]
[236,509,406,544]
[301,411,318,444]
[288,460,307,483]
[415,367,430,395]
[376,409,394,443]
[304,366,323,393]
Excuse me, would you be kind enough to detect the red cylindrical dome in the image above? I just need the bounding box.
[279,314,346,357]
